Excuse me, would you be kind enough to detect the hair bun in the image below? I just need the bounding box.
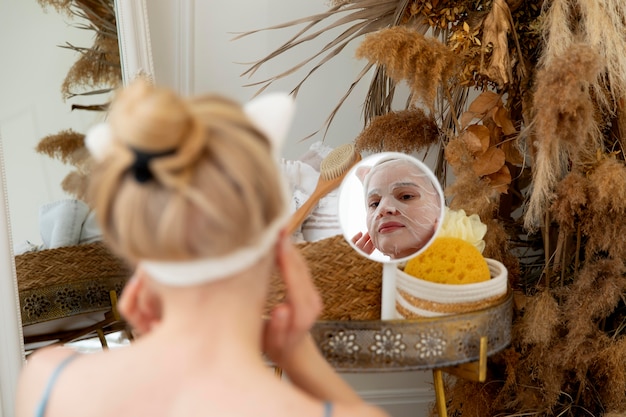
[109,78,192,152]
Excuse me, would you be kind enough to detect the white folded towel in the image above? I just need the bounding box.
[280,141,343,243]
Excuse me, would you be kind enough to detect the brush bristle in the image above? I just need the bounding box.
[320,143,360,180]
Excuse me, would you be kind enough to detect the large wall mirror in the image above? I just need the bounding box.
[1,2,437,415]
[0,1,152,415]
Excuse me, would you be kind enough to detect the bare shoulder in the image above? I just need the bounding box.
[21,346,78,380]
[15,347,78,417]
[335,403,390,417]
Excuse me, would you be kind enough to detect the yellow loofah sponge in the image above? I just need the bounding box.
[403,237,490,284]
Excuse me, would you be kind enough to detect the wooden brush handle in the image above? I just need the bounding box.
[285,177,342,235]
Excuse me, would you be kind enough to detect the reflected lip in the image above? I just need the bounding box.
[378,222,404,233]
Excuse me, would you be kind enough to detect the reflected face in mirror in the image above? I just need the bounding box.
[339,153,444,262]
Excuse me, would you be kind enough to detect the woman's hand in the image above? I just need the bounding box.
[352,231,375,255]
[263,232,322,368]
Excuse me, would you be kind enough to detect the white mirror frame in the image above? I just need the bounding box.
[114,0,156,85]
[0,132,25,417]
[0,1,154,415]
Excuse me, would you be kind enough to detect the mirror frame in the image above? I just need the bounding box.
[338,152,445,263]
[337,152,445,319]
[0,133,24,417]
[0,1,154,415]
[114,0,155,85]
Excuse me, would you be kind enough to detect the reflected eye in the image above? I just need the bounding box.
[368,197,380,209]
[399,192,420,201]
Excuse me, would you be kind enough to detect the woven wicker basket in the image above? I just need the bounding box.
[15,242,132,327]
[15,236,381,325]
[15,242,132,292]
[267,235,383,321]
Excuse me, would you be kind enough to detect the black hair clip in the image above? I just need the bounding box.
[129,147,177,183]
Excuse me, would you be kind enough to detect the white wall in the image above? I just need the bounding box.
[148,0,373,160]
[0,1,97,246]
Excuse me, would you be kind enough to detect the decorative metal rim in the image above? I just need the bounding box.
[311,292,513,372]
[19,277,126,326]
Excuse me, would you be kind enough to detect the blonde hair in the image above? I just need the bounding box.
[88,80,286,265]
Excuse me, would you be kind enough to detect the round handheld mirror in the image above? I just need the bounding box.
[338,152,445,264]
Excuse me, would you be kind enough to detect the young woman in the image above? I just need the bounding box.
[352,156,442,260]
[15,79,389,417]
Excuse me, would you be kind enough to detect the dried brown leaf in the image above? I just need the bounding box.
[493,106,516,136]
[473,146,506,176]
[467,91,501,115]
[501,139,524,166]
[468,124,491,153]
[460,110,476,129]
[459,128,483,155]
[486,164,512,193]
[480,0,513,86]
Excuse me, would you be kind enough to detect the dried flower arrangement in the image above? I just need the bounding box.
[35,0,121,201]
[239,0,626,415]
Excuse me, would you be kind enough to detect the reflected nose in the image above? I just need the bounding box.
[376,198,398,218]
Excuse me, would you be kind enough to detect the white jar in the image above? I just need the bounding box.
[395,258,508,318]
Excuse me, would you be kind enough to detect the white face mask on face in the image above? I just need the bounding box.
[363,159,441,259]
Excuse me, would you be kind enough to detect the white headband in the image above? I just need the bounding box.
[139,211,289,286]
[86,92,295,286]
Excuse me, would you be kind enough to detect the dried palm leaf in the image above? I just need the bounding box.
[58,0,120,98]
[37,0,72,14]
[72,0,117,34]
[234,0,413,137]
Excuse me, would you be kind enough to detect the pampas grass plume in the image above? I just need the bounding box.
[563,260,626,338]
[354,108,439,153]
[550,171,589,231]
[446,172,499,219]
[524,44,602,231]
[593,338,626,413]
[588,157,626,215]
[582,158,626,257]
[36,129,85,164]
[355,26,457,111]
[519,290,560,346]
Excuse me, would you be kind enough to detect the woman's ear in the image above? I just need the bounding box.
[118,268,162,336]
[355,166,371,184]
[243,93,295,159]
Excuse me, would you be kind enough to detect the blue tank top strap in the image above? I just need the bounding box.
[34,353,80,417]
[323,401,333,417]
